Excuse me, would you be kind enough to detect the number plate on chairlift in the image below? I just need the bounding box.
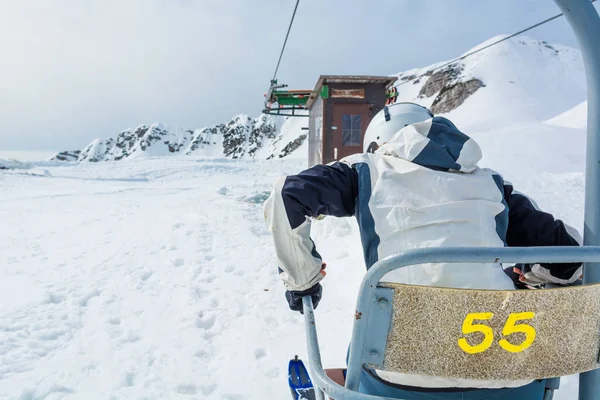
[378,283,600,380]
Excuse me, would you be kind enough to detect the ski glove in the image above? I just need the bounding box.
[285,283,322,314]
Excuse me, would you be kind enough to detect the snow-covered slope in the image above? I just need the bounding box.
[546,100,587,129]
[394,35,585,132]
[0,158,29,170]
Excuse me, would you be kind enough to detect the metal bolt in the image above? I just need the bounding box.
[378,298,388,308]
[371,350,379,358]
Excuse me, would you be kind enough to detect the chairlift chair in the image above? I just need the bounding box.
[302,246,600,400]
[263,79,312,117]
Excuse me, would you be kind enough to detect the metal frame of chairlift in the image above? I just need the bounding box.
[263,79,312,117]
[298,0,600,399]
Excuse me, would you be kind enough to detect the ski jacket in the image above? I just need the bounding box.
[264,116,582,388]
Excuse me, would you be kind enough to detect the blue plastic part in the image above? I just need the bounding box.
[289,357,314,388]
[302,246,600,400]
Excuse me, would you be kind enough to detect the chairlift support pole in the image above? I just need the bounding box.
[552,0,600,397]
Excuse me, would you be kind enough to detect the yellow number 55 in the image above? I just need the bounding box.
[458,312,536,354]
[498,312,536,353]
[458,312,494,354]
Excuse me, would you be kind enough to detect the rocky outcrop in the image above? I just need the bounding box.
[417,63,484,114]
[79,138,115,162]
[186,124,225,154]
[50,150,81,161]
[431,79,485,114]
[268,134,307,159]
[222,116,252,159]
[248,115,277,158]
[419,64,463,98]
[187,125,224,154]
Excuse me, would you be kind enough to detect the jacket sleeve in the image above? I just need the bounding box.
[264,162,359,291]
[504,184,583,286]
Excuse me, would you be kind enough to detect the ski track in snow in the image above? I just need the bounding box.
[0,129,585,399]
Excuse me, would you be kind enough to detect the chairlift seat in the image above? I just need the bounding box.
[302,246,600,400]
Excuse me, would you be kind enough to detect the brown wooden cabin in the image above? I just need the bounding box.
[305,75,398,167]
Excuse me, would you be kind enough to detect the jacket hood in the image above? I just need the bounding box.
[375,116,482,173]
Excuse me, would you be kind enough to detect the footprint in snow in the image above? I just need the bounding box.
[264,366,279,378]
[175,383,216,396]
[199,274,217,284]
[239,191,270,204]
[254,348,266,359]
[139,270,153,281]
[175,384,197,395]
[121,372,135,387]
[119,331,140,343]
[195,312,216,330]
[43,292,64,304]
[171,258,185,267]
[194,349,212,361]
[79,289,101,307]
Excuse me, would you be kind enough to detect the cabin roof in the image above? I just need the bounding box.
[305,75,398,109]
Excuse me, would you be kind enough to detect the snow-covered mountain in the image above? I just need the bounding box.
[52,114,308,162]
[0,158,29,170]
[392,35,585,132]
[49,35,585,165]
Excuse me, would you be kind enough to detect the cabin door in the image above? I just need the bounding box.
[331,103,370,162]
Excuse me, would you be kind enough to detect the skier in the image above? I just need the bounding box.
[264,102,582,398]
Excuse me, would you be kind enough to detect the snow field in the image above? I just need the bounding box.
[0,158,311,399]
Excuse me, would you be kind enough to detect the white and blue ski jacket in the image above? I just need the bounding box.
[264,116,582,387]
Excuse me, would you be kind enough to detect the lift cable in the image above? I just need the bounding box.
[272,0,300,83]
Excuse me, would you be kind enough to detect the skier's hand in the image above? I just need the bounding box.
[285,283,322,314]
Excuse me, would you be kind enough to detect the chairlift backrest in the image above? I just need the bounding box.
[364,282,600,381]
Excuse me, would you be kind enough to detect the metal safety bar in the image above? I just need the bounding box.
[302,246,600,400]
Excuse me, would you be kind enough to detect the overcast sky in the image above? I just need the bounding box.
[0,0,597,151]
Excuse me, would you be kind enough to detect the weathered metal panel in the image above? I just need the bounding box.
[331,88,365,99]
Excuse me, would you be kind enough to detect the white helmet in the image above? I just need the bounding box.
[364,102,433,153]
